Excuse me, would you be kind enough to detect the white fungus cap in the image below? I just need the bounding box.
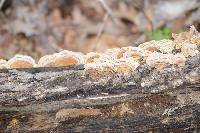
[139,39,175,54]
[38,54,56,67]
[7,55,36,68]
[84,52,102,64]
[146,52,186,68]
[58,50,85,64]
[0,59,7,69]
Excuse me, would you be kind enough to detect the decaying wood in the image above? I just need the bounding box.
[0,53,199,132]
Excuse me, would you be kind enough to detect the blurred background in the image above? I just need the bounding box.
[0,0,199,60]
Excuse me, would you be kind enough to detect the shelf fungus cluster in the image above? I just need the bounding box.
[37,50,85,67]
[0,26,199,79]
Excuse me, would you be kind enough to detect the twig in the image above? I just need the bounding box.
[96,14,109,41]
[92,13,109,51]
[0,0,5,10]
[48,36,63,52]
[97,0,118,25]
[0,0,9,24]
[93,0,119,51]
[142,0,153,31]
[98,0,113,18]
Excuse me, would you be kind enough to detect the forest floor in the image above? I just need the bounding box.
[0,0,199,60]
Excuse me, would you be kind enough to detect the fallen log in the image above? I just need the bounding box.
[0,51,199,132]
[1,26,200,132]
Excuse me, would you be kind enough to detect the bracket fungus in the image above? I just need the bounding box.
[7,55,36,69]
[146,52,186,70]
[138,39,175,54]
[84,52,102,64]
[38,50,84,67]
[0,59,7,69]
[0,26,199,77]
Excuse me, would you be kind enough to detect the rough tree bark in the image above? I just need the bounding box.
[0,53,199,133]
